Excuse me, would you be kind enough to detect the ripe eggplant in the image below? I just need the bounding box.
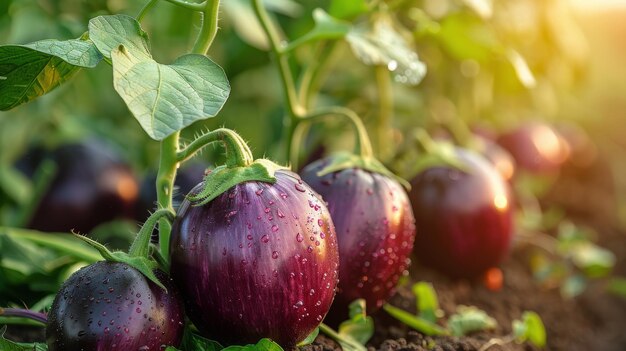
[301,158,416,318]
[46,261,184,351]
[169,170,339,347]
[409,148,513,278]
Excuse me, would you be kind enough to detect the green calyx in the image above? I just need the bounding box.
[317,151,410,190]
[407,129,469,179]
[73,208,175,291]
[188,158,288,206]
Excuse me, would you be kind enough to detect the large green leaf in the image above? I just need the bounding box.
[88,15,230,140]
[346,15,426,86]
[88,15,151,60]
[0,38,102,111]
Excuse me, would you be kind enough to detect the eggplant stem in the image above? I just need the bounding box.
[0,308,47,325]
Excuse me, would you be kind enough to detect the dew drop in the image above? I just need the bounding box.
[261,235,270,243]
[271,225,279,232]
[295,183,306,192]
[272,251,279,259]
[296,233,304,242]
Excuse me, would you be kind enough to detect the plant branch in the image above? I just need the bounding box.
[156,133,179,259]
[129,209,175,258]
[192,0,221,55]
[137,0,159,22]
[0,308,47,325]
[298,41,337,109]
[251,0,303,119]
[177,128,254,167]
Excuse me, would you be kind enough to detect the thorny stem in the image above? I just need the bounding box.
[290,107,375,168]
[0,308,48,325]
[157,0,221,260]
[177,128,254,167]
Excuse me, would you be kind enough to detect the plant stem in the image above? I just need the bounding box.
[0,308,47,325]
[302,107,374,158]
[137,0,158,22]
[375,64,393,159]
[298,41,337,109]
[156,133,179,259]
[177,128,254,167]
[13,159,56,228]
[156,0,221,260]
[251,0,302,118]
[129,209,175,258]
[192,0,221,55]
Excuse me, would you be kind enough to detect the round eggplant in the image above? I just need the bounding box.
[497,122,569,174]
[22,141,139,233]
[409,148,513,278]
[46,261,184,351]
[301,158,416,318]
[169,170,339,347]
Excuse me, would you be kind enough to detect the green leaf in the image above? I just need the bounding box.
[338,299,374,345]
[0,38,102,111]
[512,311,546,347]
[285,9,352,52]
[112,46,230,140]
[88,15,151,60]
[1,227,101,263]
[222,338,283,351]
[73,235,167,291]
[329,0,369,19]
[382,304,448,336]
[346,15,426,85]
[180,330,224,351]
[297,327,319,346]
[0,327,48,350]
[447,306,497,336]
[0,166,31,205]
[88,15,230,140]
[412,282,443,323]
[189,159,287,206]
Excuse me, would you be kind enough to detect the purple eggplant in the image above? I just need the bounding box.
[169,170,339,347]
[46,261,184,351]
[409,148,513,278]
[301,158,416,318]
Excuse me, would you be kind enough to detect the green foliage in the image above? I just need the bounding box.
[88,15,231,140]
[412,282,443,323]
[329,0,369,20]
[0,326,47,350]
[285,9,351,52]
[447,305,497,337]
[338,299,374,345]
[382,304,448,336]
[297,328,319,347]
[608,277,626,298]
[512,311,546,348]
[346,14,426,86]
[0,38,102,110]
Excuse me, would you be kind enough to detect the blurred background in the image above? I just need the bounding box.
[0,0,625,315]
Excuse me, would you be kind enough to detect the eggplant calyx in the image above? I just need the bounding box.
[316,152,410,190]
[188,158,288,206]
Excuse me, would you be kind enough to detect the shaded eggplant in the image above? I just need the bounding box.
[409,148,513,278]
[22,141,139,233]
[301,158,416,319]
[46,261,184,351]
[169,170,339,347]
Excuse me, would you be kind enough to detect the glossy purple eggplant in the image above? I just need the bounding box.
[169,170,339,347]
[46,261,184,351]
[409,148,513,278]
[497,122,569,174]
[301,158,416,317]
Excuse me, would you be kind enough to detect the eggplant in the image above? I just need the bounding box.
[409,148,513,278]
[46,261,184,351]
[169,170,339,347]
[301,158,416,318]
